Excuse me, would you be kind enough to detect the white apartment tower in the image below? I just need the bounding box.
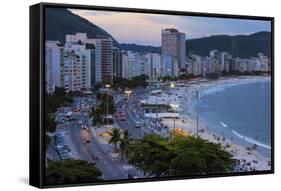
[65,33,113,84]
[45,41,63,94]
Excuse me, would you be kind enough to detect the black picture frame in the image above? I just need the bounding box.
[30,2,274,189]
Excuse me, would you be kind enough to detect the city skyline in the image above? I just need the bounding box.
[70,9,271,46]
[43,7,272,184]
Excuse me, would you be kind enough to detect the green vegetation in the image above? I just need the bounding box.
[108,128,121,152]
[46,115,56,133]
[160,74,196,82]
[46,7,271,59]
[46,87,73,114]
[45,87,73,148]
[120,43,160,53]
[127,135,236,177]
[45,134,51,148]
[90,92,115,125]
[112,74,148,90]
[187,32,271,58]
[119,130,130,161]
[45,160,102,185]
[45,8,119,46]
[121,32,271,58]
[108,128,130,161]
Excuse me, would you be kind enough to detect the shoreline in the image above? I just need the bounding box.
[161,76,271,171]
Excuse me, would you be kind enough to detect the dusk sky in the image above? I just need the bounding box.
[70,9,271,46]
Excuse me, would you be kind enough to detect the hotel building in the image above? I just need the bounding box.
[161,28,186,70]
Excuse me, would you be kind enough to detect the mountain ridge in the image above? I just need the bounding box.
[45,8,120,47]
[45,8,271,58]
[120,31,271,58]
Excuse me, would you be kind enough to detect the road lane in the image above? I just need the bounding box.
[69,108,127,180]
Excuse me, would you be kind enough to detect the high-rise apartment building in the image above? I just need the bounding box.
[258,53,269,72]
[95,38,113,83]
[161,28,186,70]
[190,55,203,76]
[45,41,63,94]
[113,48,123,78]
[210,49,220,73]
[162,55,178,77]
[66,33,113,85]
[61,43,92,92]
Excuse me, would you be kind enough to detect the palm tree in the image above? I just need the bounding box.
[108,128,121,152]
[119,139,126,161]
[119,130,130,161]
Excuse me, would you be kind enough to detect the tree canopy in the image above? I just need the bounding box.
[112,74,148,90]
[45,160,102,185]
[127,135,236,177]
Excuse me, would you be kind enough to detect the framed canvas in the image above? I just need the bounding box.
[30,2,274,188]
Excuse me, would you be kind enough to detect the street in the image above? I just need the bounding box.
[47,88,151,180]
[68,98,127,180]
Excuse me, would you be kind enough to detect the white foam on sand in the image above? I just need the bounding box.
[220,121,228,128]
[200,77,270,97]
[231,129,271,150]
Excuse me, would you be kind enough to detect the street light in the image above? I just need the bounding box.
[124,88,132,101]
[196,90,199,137]
[105,84,111,127]
[170,103,179,138]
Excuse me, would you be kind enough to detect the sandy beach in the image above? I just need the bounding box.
[159,76,271,171]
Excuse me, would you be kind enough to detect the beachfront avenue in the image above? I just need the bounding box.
[45,76,271,183]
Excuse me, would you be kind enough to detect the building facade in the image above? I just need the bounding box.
[162,55,178,77]
[113,48,123,78]
[45,41,63,94]
[161,28,186,71]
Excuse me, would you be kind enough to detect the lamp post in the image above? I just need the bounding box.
[124,89,132,101]
[196,90,199,137]
[105,84,111,127]
[170,82,175,89]
[170,103,179,138]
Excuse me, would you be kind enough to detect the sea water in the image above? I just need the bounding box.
[194,79,271,157]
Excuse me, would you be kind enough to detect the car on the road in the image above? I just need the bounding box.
[127,171,139,179]
[83,140,90,144]
[77,120,83,124]
[91,154,99,160]
[68,117,75,121]
[119,112,126,117]
[135,121,141,128]
[81,125,89,130]
[57,120,64,124]
[120,117,126,121]
[73,108,80,112]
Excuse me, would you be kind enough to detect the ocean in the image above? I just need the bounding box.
[192,79,272,157]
